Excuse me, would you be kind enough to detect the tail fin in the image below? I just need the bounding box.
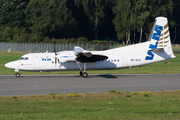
[145,17,175,60]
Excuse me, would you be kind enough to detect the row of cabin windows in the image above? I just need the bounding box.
[100,59,120,62]
[63,59,120,63]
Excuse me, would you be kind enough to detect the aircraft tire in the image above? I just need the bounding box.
[82,72,88,78]
[15,73,20,78]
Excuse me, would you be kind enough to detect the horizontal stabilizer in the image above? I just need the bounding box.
[150,48,164,52]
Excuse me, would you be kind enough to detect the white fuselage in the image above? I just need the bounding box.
[5,42,175,72]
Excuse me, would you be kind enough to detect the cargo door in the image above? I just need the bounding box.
[122,57,128,66]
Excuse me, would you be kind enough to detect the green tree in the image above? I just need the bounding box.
[81,0,107,40]
[0,0,29,42]
[52,0,77,39]
[25,0,55,42]
[131,0,138,44]
[98,0,117,41]
[135,0,150,43]
[113,0,133,44]
[0,0,28,27]
[172,0,180,43]
[74,0,91,39]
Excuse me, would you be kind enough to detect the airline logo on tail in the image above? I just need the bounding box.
[145,21,170,61]
[145,25,163,60]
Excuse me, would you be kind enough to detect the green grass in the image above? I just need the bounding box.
[0,51,180,75]
[0,91,180,120]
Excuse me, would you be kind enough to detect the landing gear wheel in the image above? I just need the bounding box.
[82,72,88,78]
[80,71,83,76]
[76,62,88,78]
[15,73,20,78]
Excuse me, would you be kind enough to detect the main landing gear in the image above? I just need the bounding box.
[15,69,20,78]
[80,71,88,78]
[76,62,88,78]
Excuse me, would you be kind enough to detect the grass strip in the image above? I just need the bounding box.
[0,90,180,120]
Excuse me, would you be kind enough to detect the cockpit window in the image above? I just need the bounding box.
[20,57,28,60]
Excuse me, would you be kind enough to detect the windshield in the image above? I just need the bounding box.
[20,57,29,60]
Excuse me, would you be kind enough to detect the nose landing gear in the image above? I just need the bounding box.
[15,73,20,78]
[15,69,20,78]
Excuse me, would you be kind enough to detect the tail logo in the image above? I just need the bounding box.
[145,25,163,60]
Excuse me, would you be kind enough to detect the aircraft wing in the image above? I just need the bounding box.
[75,52,108,62]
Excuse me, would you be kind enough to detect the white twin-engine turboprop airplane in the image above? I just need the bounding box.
[5,17,176,78]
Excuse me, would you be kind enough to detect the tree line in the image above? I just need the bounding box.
[0,0,180,44]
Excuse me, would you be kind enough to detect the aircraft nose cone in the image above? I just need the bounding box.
[5,61,19,69]
[5,62,11,68]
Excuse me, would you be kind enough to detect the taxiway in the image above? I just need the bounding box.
[0,74,180,96]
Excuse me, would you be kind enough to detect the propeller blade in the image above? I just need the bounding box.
[55,57,57,64]
[54,43,58,65]
[54,43,57,55]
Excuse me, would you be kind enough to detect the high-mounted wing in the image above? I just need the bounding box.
[75,52,108,62]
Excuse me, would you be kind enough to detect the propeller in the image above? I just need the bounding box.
[54,43,58,65]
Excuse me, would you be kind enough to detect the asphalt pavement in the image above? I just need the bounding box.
[0,74,180,96]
